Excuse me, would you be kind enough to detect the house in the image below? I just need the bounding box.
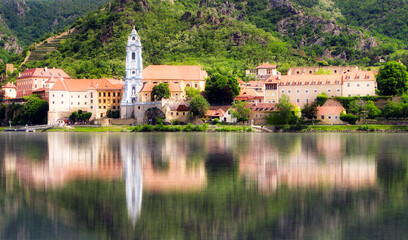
[139,65,207,102]
[248,103,276,125]
[205,106,236,123]
[287,66,359,75]
[139,82,184,102]
[316,99,346,125]
[1,82,17,99]
[47,78,124,124]
[342,70,376,97]
[234,88,264,103]
[265,74,343,107]
[246,62,278,80]
[16,67,72,101]
[166,104,189,122]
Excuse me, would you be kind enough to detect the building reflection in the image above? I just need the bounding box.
[239,135,376,192]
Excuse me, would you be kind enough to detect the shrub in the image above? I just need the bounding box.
[340,113,359,124]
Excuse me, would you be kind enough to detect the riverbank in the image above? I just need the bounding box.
[42,124,254,133]
[2,124,408,133]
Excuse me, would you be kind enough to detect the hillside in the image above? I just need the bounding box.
[22,0,310,79]
[0,0,111,46]
[5,0,408,80]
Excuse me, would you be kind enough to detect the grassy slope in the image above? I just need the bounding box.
[23,0,308,79]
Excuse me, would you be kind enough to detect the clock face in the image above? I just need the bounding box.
[132,70,136,75]
[131,45,136,51]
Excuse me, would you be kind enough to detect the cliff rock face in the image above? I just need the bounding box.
[0,15,22,55]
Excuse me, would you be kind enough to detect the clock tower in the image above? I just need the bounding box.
[121,26,143,117]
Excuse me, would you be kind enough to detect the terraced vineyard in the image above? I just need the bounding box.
[26,29,79,62]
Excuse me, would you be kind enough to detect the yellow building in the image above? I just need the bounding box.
[138,65,207,102]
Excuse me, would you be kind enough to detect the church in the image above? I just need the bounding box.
[120,27,207,123]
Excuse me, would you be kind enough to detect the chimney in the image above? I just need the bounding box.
[44,67,47,72]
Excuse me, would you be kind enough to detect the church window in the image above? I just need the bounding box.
[132,52,136,60]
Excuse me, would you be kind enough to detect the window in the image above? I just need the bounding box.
[71,102,73,105]
[52,101,55,104]
[108,92,111,97]
[328,89,331,93]
[78,102,80,105]
[52,94,55,97]
[138,106,141,109]
[132,52,135,60]
[306,99,309,103]
[85,95,87,98]
[91,100,93,103]
[91,106,93,109]
[337,89,340,92]
[113,92,116,97]
[314,89,317,93]
[113,106,116,109]
[322,116,325,119]
[113,100,116,103]
[104,106,106,109]
[266,93,270,97]
[99,92,102,97]
[85,102,87,105]
[61,101,63,104]
[281,90,284,93]
[357,84,360,87]
[288,90,291,93]
[297,99,300,103]
[328,116,331,119]
[103,92,106,97]
[296,90,300,93]
[99,106,101,109]
[78,95,80,98]
[91,93,93,98]
[347,83,350,87]
[118,93,121,97]
[305,89,309,93]
[367,83,370,87]
[103,100,106,103]
[99,100,101,103]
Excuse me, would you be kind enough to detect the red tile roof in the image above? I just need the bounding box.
[317,106,345,116]
[248,103,276,111]
[256,62,277,69]
[18,68,71,79]
[3,82,16,88]
[51,78,123,92]
[267,74,343,85]
[143,65,207,80]
[343,70,375,81]
[176,105,189,111]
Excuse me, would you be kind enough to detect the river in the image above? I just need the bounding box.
[0,132,407,239]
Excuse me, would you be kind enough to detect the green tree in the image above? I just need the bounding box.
[301,103,318,122]
[185,86,201,99]
[276,94,294,124]
[231,101,251,122]
[152,83,170,101]
[348,100,365,116]
[382,101,402,119]
[316,92,328,106]
[340,113,359,124]
[189,95,209,118]
[377,61,408,96]
[364,101,381,119]
[15,95,48,125]
[205,74,240,105]
[69,110,92,122]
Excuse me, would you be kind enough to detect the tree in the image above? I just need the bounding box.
[348,100,365,116]
[365,101,381,119]
[231,101,251,122]
[205,74,240,105]
[107,109,120,118]
[316,92,328,106]
[301,103,318,122]
[152,83,170,101]
[276,94,294,124]
[189,95,209,118]
[340,113,359,124]
[14,95,48,125]
[0,90,4,101]
[185,86,201,99]
[377,61,408,96]
[69,110,92,123]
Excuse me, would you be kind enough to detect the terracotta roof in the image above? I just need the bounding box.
[140,83,183,92]
[246,81,265,87]
[206,106,232,117]
[238,78,246,85]
[143,65,207,80]
[32,88,46,93]
[256,62,277,69]
[3,82,16,88]
[51,78,123,92]
[267,74,343,85]
[317,106,345,116]
[18,68,71,79]
[44,76,58,84]
[343,70,375,81]
[248,103,276,111]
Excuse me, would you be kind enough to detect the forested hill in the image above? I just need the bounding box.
[0,0,111,46]
[6,0,408,80]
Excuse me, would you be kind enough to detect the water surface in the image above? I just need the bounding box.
[0,132,407,239]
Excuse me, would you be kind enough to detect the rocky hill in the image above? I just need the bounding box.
[3,0,408,78]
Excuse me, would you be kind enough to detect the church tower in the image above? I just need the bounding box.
[121,26,143,118]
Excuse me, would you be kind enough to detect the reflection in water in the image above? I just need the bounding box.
[121,136,143,225]
[1,132,408,239]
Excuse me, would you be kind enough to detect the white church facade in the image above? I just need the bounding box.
[120,27,208,123]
